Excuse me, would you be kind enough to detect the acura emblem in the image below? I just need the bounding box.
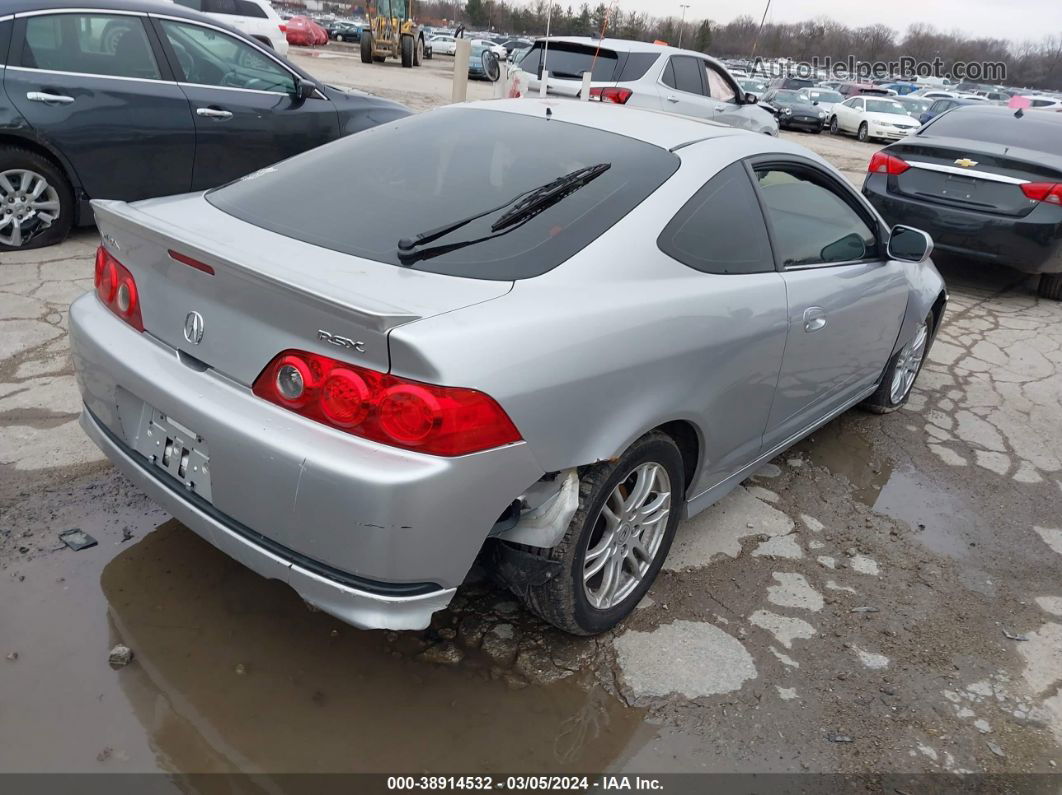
[183,311,205,345]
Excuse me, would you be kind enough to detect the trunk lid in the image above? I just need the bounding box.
[887,137,1062,217]
[92,197,513,385]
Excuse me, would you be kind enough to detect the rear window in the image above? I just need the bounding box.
[519,41,619,81]
[922,111,1062,156]
[207,109,680,281]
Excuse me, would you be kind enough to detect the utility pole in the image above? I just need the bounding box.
[678,4,690,48]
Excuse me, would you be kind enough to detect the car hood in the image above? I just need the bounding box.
[865,112,918,126]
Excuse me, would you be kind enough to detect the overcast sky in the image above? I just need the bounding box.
[613,0,1062,44]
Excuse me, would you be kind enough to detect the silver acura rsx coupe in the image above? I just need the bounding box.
[70,99,946,635]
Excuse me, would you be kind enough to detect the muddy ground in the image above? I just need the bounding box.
[1,45,1061,780]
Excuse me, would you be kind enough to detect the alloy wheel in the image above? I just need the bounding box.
[0,169,60,248]
[890,321,928,404]
[582,462,672,610]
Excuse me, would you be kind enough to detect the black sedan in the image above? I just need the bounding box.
[863,106,1062,299]
[762,89,828,133]
[0,0,410,251]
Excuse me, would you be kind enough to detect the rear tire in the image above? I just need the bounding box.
[0,146,74,252]
[861,312,934,414]
[360,32,372,63]
[413,36,424,66]
[830,116,839,134]
[1038,272,1062,301]
[857,122,869,142]
[401,35,414,68]
[513,432,684,635]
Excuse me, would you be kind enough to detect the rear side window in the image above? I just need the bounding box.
[518,41,618,81]
[923,112,1062,156]
[754,167,879,268]
[208,109,681,281]
[21,14,161,80]
[616,52,658,82]
[664,56,705,95]
[658,162,774,275]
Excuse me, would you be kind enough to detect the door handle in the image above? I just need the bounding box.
[196,107,233,120]
[715,104,727,111]
[803,307,828,333]
[666,95,679,103]
[26,91,74,104]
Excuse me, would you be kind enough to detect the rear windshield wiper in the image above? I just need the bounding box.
[397,163,611,263]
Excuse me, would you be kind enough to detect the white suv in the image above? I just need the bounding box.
[172,0,289,56]
[513,37,778,136]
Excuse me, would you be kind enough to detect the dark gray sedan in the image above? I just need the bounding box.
[0,0,409,250]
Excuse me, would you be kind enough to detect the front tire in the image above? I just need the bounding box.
[0,147,73,252]
[1038,272,1062,301]
[401,35,414,68]
[861,313,934,414]
[830,116,839,134]
[857,122,869,142]
[514,432,684,635]
[413,36,424,66]
[360,32,372,63]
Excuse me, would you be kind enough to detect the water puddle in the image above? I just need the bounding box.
[799,419,977,559]
[1,519,652,774]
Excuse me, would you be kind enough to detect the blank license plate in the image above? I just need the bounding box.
[134,408,213,502]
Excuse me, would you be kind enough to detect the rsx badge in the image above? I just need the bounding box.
[317,330,366,353]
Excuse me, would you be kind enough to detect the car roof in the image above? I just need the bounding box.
[2,0,204,17]
[532,36,731,66]
[947,105,1062,124]
[456,97,768,152]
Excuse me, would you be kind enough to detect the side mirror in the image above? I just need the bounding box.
[888,225,933,263]
[744,92,758,104]
[293,77,318,101]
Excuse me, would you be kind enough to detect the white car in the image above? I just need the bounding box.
[173,0,288,55]
[829,95,920,142]
[911,89,958,100]
[431,35,458,55]
[513,37,778,136]
[1021,95,1062,112]
[469,38,507,58]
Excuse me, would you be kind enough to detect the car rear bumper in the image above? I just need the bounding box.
[81,407,455,630]
[864,174,1062,274]
[69,294,545,626]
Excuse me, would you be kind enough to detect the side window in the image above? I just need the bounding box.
[852,98,865,110]
[754,166,879,268]
[21,14,161,79]
[160,20,295,93]
[658,162,774,275]
[616,52,659,82]
[234,1,269,18]
[704,63,737,102]
[204,0,239,14]
[172,0,205,9]
[665,56,705,95]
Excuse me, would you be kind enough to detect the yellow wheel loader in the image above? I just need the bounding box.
[361,0,427,68]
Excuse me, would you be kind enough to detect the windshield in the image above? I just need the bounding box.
[866,99,907,115]
[207,109,680,280]
[773,90,808,104]
[805,89,842,103]
[897,97,930,112]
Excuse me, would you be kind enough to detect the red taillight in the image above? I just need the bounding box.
[168,249,215,275]
[252,350,522,456]
[279,24,287,32]
[1020,182,1062,205]
[589,86,633,104]
[94,246,143,332]
[868,152,910,175]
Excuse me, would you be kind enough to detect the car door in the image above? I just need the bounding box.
[839,97,864,131]
[752,159,908,450]
[655,160,788,493]
[701,59,753,131]
[658,55,714,120]
[4,10,194,201]
[153,16,339,190]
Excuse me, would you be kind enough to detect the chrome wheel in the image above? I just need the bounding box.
[890,321,928,403]
[582,462,671,610]
[0,169,60,248]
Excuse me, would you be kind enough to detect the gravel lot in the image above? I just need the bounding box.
[2,46,1061,777]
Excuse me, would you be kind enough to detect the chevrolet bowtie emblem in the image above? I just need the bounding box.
[954,158,978,168]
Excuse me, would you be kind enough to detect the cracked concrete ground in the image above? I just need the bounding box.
[2,50,1061,776]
